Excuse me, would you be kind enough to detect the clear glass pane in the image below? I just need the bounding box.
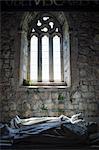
[43,17,49,21]
[55,28,58,32]
[32,28,35,32]
[37,20,42,26]
[30,35,38,82]
[53,35,61,81]
[41,27,48,32]
[42,35,49,82]
[49,22,54,29]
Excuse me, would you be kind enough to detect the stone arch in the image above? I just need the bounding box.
[19,11,71,86]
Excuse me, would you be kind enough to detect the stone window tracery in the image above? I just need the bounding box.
[20,12,71,87]
[29,13,64,84]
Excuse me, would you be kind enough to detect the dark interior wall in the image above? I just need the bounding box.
[0,11,99,123]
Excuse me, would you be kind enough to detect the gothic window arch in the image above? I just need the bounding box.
[20,12,71,87]
[29,13,64,85]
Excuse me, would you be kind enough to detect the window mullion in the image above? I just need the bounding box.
[38,37,42,82]
[28,40,30,81]
[49,36,53,82]
[60,37,64,82]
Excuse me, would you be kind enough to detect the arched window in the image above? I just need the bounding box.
[29,13,65,85]
[20,12,70,87]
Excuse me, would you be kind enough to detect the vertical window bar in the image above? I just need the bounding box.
[27,40,30,81]
[38,37,42,82]
[49,36,53,82]
[30,14,64,84]
[60,36,64,82]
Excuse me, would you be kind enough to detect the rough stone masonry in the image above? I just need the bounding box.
[0,11,99,123]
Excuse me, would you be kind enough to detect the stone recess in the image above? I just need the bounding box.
[0,12,99,122]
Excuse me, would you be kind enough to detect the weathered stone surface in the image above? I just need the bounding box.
[68,103,73,110]
[51,92,59,100]
[82,92,95,99]
[9,102,17,111]
[22,101,31,110]
[81,85,88,92]
[0,12,99,123]
[72,91,81,99]
[79,69,86,77]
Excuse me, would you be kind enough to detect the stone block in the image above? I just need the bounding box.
[3,105,9,112]
[58,104,64,109]
[81,85,88,92]
[72,91,81,99]
[9,110,18,118]
[88,86,95,92]
[79,48,89,55]
[79,102,84,110]
[53,104,59,110]
[80,69,86,77]
[78,55,87,63]
[22,101,31,111]
[95,69,99,79]
[94,44,99,51]
[94,56,99,64]
[68,103,73,110]
[73,104,78,109]
[47,111,55,116]
[46,99,52,104]
[82,92,95,98]
[87,99,95,103]
[90,80,97,86]
[82,81,90,86]
[51,92,59,100]
[9,102,16,111]
[87,103,97,111]
[94,34,99,44]
[33,93,40,101]
[22,110,33,118]
[47,103,53,109]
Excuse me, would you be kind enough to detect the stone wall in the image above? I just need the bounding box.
[0,11,99,123]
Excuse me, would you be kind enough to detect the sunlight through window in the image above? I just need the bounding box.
[53,35,61,82]
[49,22,54,29]
[37,20,42,26]
[29,13,64,85]
[30,35,38,82]
[42,36,49,82]
[41,27,48,32]
[43,17,49,21]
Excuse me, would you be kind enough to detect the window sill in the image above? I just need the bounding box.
[25,85,67,89]
[21,82,68,89]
